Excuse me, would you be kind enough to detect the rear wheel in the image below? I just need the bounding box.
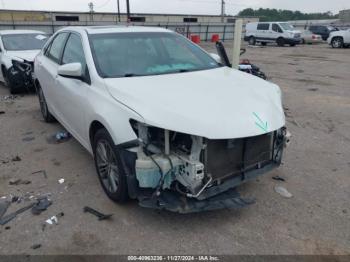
[277,38,285,47]
[37,84,56,123]
[249,36,256,45]
[93,128,128,203]
[301,38,305,44]
[331,37,343,48]
[261,42,267,46]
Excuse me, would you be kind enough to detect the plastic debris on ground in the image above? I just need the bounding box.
[274,186,293,198]
[9,178,31,185]
[11,155,21,162]
[272,176,286,182]
[0,200,11,219]
[31,244,41,250]
[45,212,64,225]
[83,206,113,221]
[32,170,47,178]
[58,178,65,184]
[0,95,18,101]
[55,132,71,143]
[46,131,72,144]
[31,197,52,215]
[22,136,35,142]
[0,203,35,225]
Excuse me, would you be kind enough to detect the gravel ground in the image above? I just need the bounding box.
[0,43,349,255]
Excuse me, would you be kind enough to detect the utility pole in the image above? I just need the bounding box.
[221,0,225,23]
[117,0,121,22]
[126,0,131,22]
[88,2,94,22]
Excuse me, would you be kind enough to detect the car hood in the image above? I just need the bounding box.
[286,30,301,34]
[6,50,40,62]
[104,67,285,139]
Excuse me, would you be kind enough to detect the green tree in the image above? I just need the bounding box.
[237,8,338,21]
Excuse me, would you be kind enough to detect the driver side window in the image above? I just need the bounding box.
[61,33,86,69]
[272,24,282,33]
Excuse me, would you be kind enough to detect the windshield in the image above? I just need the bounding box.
[2,34,49,51]
[89,32,220,78]
[279,23,294,31]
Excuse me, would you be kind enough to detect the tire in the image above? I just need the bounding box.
[93,128,128,203]
[301,39,305,44]
[261,42,267,46]
[277,38,285,47]
[37,83,56,123]
[331,37,343,48]
[2,68,18,94]
[289,43,296,47]
[249,36,256,46]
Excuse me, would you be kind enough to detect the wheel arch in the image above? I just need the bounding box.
[89,120,107,149]
[331,35,344,42]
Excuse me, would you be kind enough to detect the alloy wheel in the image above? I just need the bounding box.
[96,140,120,194]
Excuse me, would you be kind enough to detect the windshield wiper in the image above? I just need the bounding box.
[177,69,190,73]
[124,73,139,77]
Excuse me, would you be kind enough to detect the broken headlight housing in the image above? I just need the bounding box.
[130,120,208,197]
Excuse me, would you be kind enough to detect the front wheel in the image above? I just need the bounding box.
[37,84,56,123]
[93,128,128,203]
[3,69,18,94]
[331,37,343,48]
[277,38,285,47]
[249,36,256,45]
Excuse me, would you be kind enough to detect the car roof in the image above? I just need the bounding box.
[0,29,46,35]
[58,25,172,35]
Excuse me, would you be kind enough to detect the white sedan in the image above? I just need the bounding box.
[300,30,323,44]
[34,26,288,213]
[0,30,48,93]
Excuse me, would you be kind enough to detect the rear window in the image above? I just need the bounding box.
[257,23,270,30]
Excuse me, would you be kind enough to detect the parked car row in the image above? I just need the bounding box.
[0,26,289,213]
[244,22,350,48]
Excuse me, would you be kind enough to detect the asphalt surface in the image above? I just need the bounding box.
[0,43,349,255]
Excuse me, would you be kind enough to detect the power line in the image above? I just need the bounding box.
[94,0,113,9]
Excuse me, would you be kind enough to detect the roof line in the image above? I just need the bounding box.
[0,9,237,17]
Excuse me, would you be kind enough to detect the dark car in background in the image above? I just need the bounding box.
[308,25,338,41]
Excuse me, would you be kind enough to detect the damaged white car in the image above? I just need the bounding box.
[34,26,288,213]
[0,30,48,94]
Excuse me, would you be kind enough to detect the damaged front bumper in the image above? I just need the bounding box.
[8,59,35,92]
[139,188,254,213]
[120,125,289,213]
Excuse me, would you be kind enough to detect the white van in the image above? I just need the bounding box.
[244,22,301,47]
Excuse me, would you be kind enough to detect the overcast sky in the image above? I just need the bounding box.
[0,0,348,15]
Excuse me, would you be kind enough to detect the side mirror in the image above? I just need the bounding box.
[210,53,222,64]
[58,63,82,79]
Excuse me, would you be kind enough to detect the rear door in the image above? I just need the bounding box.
[54,32,90,145]
[257,23,270,41]
[36,32,69,116]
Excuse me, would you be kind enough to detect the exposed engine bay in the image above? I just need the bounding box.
[8,59,35,92]
[123,121,289,212]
